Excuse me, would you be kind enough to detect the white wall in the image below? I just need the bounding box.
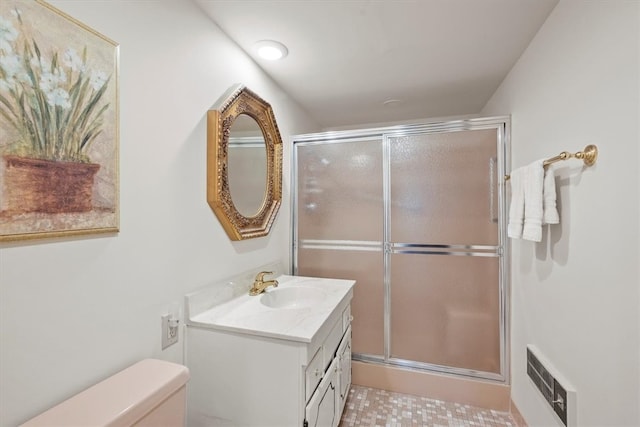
[483,1,639,426]
[0,1,319,426]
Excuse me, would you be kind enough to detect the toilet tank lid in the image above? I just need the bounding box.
[20,359,190,427]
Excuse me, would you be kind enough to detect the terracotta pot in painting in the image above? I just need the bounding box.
[2,155,100,214]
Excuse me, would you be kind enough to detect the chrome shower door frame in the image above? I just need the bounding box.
[292,116,511,383]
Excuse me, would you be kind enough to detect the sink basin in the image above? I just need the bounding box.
[260,286,327,309]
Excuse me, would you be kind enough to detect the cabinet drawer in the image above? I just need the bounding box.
[337,325,352,413]
[322,318,344,368]
[305,348,324,402]
[342,305,352,331]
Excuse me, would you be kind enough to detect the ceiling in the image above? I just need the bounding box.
[195,0,559,129]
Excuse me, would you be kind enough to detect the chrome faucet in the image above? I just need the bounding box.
[249,271,279,296]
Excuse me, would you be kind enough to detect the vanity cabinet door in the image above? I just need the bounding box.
[306,348,324,402]
[337,325,352,413]
[305,357,339,427]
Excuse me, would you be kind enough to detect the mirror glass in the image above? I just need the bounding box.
[228,114,267,217]
[207,85,282,241]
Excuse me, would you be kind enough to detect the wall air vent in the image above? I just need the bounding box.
[526,345,576,426]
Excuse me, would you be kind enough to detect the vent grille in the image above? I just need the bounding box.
[526,346,570,426]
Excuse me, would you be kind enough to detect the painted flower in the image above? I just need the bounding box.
[46,87,71,109]
[0,16,18,53]
[39,68,67,94]
[90,70,107,91]
[0,52,22,81]
[62,48,83,72]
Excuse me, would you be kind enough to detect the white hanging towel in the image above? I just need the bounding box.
[507,167,525,239]
[543,166,560,225]
[521,160,545,242]
[508,160,546,241]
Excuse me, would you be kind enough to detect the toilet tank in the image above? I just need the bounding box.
[20,359,190,427]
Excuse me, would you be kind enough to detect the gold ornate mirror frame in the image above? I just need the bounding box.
[207,85,282,240]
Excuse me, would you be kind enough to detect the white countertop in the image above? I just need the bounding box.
[187,275,355,343]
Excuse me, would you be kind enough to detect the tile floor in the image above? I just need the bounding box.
[339,385,518,427]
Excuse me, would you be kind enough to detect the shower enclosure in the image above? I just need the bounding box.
[292,117,510,382]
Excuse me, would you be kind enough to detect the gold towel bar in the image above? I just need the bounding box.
[505,144,598,181]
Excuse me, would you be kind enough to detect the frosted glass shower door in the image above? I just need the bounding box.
[295,138,385,357]
[387,129,502,375]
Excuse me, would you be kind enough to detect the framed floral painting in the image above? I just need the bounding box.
[0,0,119,242]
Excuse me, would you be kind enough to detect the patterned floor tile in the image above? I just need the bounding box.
[339,385,517,427]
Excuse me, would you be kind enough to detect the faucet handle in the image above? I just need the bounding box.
[255,271,274,282]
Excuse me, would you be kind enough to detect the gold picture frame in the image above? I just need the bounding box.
[207,85,282,240]
[0,0,119,242]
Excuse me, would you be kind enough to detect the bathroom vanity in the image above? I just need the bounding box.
[185,274,354,427]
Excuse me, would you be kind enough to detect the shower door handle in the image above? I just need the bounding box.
[489,157,498,223]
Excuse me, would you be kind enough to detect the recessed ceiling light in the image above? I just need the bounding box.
[254,40,288,60]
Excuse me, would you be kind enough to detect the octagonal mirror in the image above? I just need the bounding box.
[207,85,282,240]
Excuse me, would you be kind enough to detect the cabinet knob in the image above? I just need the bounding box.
[314,369,322,377]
